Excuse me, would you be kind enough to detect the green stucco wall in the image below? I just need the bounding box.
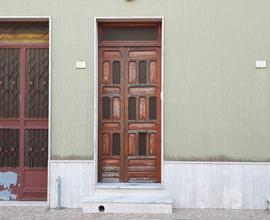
[1,0,270,161]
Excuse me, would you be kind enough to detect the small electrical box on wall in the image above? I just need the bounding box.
[256,60,267,69]
[76,61,87,69]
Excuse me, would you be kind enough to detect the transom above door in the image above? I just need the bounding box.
[98,22,161,183]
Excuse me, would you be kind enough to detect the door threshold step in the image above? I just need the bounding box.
[83,194,172,204]
[94,182,163,189]
[82,194,172,214]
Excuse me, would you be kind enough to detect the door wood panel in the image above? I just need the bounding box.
[98,47,125,182]
[98,47,161,183]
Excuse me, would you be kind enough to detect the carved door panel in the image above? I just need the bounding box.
[98,47,161,183]
[0,46,48,200]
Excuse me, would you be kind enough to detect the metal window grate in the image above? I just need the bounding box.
[0,48,20,118]
[0,129,19,167]
[25,48,49,118]
[24,129,48,168]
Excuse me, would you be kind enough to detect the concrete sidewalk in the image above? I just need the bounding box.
[0,207,270,220]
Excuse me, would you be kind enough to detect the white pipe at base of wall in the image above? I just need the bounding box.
[56,176,61,210]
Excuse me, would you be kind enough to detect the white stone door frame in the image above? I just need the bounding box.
[93,16,165,186]
[0,16,51,205]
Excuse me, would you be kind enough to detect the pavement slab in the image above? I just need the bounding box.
[0,207,270,220]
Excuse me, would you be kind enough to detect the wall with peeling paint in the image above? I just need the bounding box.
[0,171,18,200]
[0,0,270,161]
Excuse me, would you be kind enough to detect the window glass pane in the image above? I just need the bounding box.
[0,22,48,34]
[112,133,120,156]
[103,97,110,119]
[112,61,120,84]
[149,97,157,120]
[139,133,147,156]
[26,48,49,118]
[25,129,48,167]
[101,27,158,41]
[0,48,20,118]
[139,61,147,84]
[128,97,136,120]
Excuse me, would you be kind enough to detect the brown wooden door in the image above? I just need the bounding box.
[98,47,161,183]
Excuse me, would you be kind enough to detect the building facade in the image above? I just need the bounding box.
[0,0,270,212]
